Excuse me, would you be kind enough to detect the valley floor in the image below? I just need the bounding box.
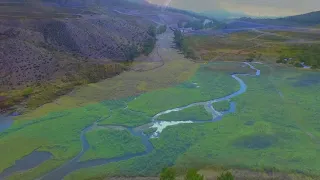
[0,28,320,180]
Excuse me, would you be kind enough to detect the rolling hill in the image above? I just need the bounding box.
[239,11,320,27]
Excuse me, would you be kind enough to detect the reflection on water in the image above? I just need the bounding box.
[0,115,13,133]
[0,151,52,179]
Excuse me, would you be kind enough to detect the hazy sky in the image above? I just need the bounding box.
[147,0,320,17]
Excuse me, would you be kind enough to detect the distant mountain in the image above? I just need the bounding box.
[239,11,320,27]
[201,9,246,20]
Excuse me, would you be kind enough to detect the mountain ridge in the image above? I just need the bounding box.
[239,10,320,26]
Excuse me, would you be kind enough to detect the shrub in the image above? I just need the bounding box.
[157,25,167,34]
[160,167,176,180]
[148,25,157,37]
[185,169,204,180]
[217,171,234,180]
[22,87,33,97]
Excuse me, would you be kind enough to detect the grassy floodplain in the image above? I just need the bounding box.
[64,63,320,180]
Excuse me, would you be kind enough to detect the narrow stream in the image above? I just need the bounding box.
[0,62,261,180]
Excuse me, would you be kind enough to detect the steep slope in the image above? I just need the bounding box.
[0,0,158,112]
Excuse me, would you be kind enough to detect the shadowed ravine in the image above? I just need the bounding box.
[24,62,261,180]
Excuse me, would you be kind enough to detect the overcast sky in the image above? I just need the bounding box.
[147,0,320,17]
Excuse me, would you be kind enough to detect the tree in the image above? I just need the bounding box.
[147,25,157,37]
[217,171,234,180]
[124,44,139,62]
[142,37,156,55]
[173,29,183,48]
[184,169,204,180]
[160,167,176,180]
[157,25,167,34]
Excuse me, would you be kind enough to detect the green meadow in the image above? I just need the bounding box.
[1,62,319,180]
[64,63,320,180]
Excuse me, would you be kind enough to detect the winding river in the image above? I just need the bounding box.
[34,62,261,180]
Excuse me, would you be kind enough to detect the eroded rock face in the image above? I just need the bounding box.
[0,13,152,90]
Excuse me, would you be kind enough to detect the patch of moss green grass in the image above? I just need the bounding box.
[212,101,230,111]
[64,64,320,180]
[157,105,212,121]
[98,108,151,127]
[80,128,145,162]
[128,62,241,116]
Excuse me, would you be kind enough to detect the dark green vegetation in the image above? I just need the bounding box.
[212,101,230,111]
[240,11,320,26]
[159,168,205,180]
[233,134,277,149]
[173,30,197,59]
[80,128,145,161]
[157,106,212,121]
